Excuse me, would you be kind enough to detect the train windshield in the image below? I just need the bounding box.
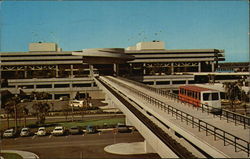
[203,93,219,101]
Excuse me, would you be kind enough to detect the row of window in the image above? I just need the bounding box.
[179,88,201,100]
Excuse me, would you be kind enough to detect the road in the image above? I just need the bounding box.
[1,130,160,159]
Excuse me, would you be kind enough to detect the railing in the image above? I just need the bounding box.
[118,77,250,129]
[105,76,250,157]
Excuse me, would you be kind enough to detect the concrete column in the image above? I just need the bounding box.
[186,80,188,84]
[144,140,155,153]
[70,64,74,78]
[56,65,59,78]
[198,62,201,72]
[125,116,133,126]
[52,94,55,100]
[170,80,173,85]
[24,66,27,78]
[211,62,215,72]
[143,63,146,75]
[89,64,94,78]
[113,64,119,76]
[171,63,174,74]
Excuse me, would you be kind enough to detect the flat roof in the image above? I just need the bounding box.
[180,85,215,92]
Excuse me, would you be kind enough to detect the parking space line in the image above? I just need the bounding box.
[32,135,36,139]
[49,135,52,138]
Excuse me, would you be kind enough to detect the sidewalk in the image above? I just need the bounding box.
[1,150,39,159]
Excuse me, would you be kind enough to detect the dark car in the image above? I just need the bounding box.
[86,125,97,134]
[115,123,129,133]
[69,126,82,135]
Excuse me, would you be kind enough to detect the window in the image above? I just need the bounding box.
[203,93,210,101]
[212,93,219,100]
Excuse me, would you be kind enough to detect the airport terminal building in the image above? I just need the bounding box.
[0,41,248,99]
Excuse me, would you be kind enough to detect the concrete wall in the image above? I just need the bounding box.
[29,43,58,52]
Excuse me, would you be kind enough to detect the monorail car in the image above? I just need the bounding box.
[179,85,221,112]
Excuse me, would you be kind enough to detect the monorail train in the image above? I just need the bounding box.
[178,85,221,112]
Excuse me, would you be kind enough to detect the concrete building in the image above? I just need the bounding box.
[0,41,247,99]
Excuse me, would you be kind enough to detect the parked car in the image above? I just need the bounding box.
[51,126,65,136]
[59,96,69,101]
[69,126,82,135]
[86,125,97,134]
[115,123,129,133]
[3,129,17,138]
[36,127,47,136]
[20,127,32,137]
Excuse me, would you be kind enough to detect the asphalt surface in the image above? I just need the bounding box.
[1,130,160,159]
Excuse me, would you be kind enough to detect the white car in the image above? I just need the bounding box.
[20,127,31,137]
[36,127,47,136]
[3,129,16,138]
[51,126,65,136]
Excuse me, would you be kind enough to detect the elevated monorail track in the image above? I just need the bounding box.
[105,76,249,157]
[119,77,250,129]
[96,77,197,159]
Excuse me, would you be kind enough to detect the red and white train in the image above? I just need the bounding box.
[178,85,221,112]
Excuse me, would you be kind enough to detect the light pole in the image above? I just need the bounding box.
[14,94,18,131]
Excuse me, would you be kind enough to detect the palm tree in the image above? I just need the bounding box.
[223,82,242,111]
[32,102,50,124]
[31,92,51,125]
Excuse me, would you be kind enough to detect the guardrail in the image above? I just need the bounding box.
[118,77,250,129]
[106,76,250,157]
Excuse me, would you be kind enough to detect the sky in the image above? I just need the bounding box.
[0,0,249,62]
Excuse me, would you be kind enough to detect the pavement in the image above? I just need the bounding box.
[104,142,147,155]
[0,150,39,159]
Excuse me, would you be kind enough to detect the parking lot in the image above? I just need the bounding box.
[1,130,160,159]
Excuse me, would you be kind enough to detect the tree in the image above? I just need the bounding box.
[31,92,51,124]
[4,95,21,130]
[32,102,50,124]
[223,82,242,111]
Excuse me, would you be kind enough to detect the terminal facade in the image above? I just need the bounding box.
[0,41,248,99]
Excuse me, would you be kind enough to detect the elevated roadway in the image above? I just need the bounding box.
[96,76,250,158]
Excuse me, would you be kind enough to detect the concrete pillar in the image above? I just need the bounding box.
[56,65,59,78]
[144,140,155,153]
[89,64,94,78]
[186,80,188,84]
[24,66,27,78]
[170,80,173,85]
[171,63,174,74]
[211,62,215,72]
[129,63,132,75]
[113,64,119,76]
[52,94,55,100]
[143,63,146,75]
[70,65,74,78]
[198,62,201,72]
[125,116,133,126]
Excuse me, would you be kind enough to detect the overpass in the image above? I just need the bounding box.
[95,76,250,158]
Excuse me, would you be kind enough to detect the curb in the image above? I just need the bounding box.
[1,150,39,159]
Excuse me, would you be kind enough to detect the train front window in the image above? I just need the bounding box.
[212,93,219,100]
[203,93,209,101]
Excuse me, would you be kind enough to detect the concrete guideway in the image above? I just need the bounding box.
[112,76,250,141]
[96,77,196,158]
[104,76,249,158]
[0,150,39,159]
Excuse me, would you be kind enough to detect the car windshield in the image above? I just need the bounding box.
[55,128,62,131]
[71,127,78,130]
[39,129,45,131]
[22,129,28,132]
[5,130,13,133]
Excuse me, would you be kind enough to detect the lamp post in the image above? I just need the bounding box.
[14,94,18,131]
